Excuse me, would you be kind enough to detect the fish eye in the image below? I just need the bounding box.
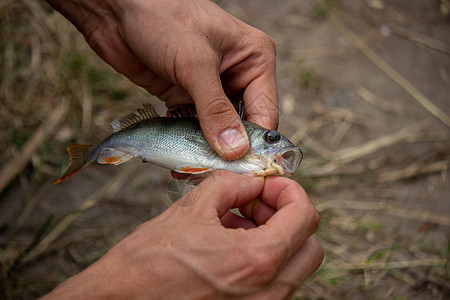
[264,130,281,144]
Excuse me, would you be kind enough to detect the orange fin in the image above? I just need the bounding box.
[98,148,133,165]
[55,144,92,184]
[175,166,213,174]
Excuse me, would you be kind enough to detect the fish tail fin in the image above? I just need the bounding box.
[55,144,92,184]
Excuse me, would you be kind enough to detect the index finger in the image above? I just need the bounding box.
[182,170,264,219]
[254,176,320,257]
[243,64,279,130]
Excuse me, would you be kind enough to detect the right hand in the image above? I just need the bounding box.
[43,171,323,299]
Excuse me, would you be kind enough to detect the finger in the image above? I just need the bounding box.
[159,85,193,107]
[182,53,249,160]
[220,211,256,230]
[222,57,278,131]
[244,73,279,131]
[186,170,264,219]
[279,237,324,286]
[238,198,276,225]
[219,33,278,130]
[254,177,320,257]
[257,237,324,299]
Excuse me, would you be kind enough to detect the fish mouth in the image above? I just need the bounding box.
[275,147,303,176]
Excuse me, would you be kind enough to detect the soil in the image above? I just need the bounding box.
[1,0,449,299]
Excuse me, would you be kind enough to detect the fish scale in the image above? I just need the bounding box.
[55,104,303,183]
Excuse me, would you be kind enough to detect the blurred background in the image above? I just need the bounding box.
[1,0,449,299]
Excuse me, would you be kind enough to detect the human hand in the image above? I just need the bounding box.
[45,0,279,160]
[42,171,323,299]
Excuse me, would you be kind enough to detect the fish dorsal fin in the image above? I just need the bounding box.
[230,95,245,120]
[168,96,245,120]
[168,104,198,118]
[111,103,160,132]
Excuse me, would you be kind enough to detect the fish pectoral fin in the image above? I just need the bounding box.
[175,166,213,174]
[98,148,133,165]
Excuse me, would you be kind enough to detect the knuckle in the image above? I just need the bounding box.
[296,187,320,233]
[203,97,239,124]
[245,250,278,285]
[309,207,321,233]
[255,31,276,55]
[205,97,231,116]
[315,241,325,263]
[264,34,276,52]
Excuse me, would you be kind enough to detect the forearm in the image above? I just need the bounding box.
[41,263,110,299]
[41,233,217,299]
[45,0,113,32]
[42,246,160,299]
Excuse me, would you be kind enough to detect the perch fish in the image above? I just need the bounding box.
[55,103,302,183]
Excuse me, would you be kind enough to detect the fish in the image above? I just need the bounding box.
[55,103,302,183]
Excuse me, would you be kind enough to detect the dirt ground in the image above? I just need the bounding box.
[1,0,449,299]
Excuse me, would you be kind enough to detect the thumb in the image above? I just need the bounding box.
[184,61,249,160]
[192,170,264,218]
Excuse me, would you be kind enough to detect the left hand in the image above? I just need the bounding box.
[45,0,279,160]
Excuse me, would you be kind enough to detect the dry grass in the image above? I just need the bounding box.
[0,1,161,298]
[1,0,449,299]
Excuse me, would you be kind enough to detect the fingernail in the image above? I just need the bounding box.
[219,129,248,151]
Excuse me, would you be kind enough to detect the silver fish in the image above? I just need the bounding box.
[55,103,302,183]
